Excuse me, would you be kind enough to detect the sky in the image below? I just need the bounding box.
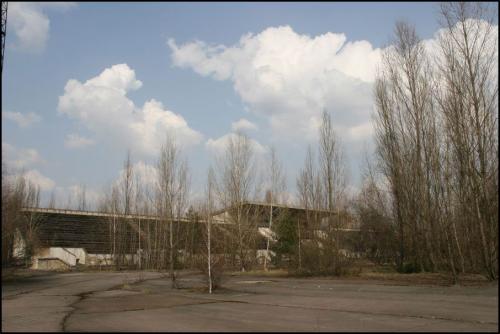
[2,2,497,209]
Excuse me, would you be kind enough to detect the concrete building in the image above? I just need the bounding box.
[15,203,360,270]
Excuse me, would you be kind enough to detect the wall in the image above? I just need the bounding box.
[37,258,70,271]
[49,247,86,266]
[86,253,139,266]
[86,253,114,266]
[32,247,86,268]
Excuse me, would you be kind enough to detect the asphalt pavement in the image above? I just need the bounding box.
[2,271,498,332]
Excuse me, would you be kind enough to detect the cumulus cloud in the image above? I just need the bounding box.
[231,118,258,132]
[2,142,54,192]
[169,20,498,194]
[23,169,56,191]
[2,142,44,169]
[206,133,268,155]
[168,25,381,141]
[67,184,101,207]
[50,184,102,210]
[64,133,95,149]
[423,18,498,87]
[2,111,42,128]
[58,63,203,156]
[8,2,76,53]
[115,160,158,190]
[346,122,374,141]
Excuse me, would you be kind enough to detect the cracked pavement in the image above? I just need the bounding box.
[2,271,498,332]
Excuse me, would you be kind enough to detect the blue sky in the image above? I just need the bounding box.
[2,2,496,209]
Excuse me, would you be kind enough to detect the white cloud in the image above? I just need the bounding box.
[86,62,143,93]
[58,63,203,156]
[347,122,374,141]
[169,20,498,195]
[168,26,381,141]
[23,169,55,191]
[134,161,159,187]
[64,133,95,149]
[2,142,44,169]
[8,2,76,53]
[423,18,498,89]
[67,184,101,207]
[2,111,42,127]
[50,184,102,210]
[115,160,158,190]
[231,118,258,132]
[2,142,53,191]
[206,133,268,155]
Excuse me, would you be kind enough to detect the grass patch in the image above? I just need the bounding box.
[2,268,55,282]
[122,283,132,290]
[358,271,490,286]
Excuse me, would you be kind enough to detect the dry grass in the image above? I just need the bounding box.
[348,260,491,286]
[357,271,490,286]
[229,261,486,287]
[229,269,289,277]
[2,268,55,282]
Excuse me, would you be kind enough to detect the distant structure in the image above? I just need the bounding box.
[1,1,7,75]
[14,207,228,270]
[14,203,360,270]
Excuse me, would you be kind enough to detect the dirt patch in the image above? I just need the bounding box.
[2,268,57,282]
[357,272,491,287]
[236,280,275,284]
[230,269,289,277]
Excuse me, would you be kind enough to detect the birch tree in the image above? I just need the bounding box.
[263,147,286,271]
[157,135,189,287]
[436,2,498,279]
[216,132,256,271]
[205,167,216,293]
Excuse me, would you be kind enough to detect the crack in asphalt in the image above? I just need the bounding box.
[60,275,162,332]
[242,300,498,325]
[72,289,496,328]
[74,300,223,315]
[4,274,497,331]
[163,290,498,326]
[3,273,162,332]
[61,291,90,332]
[2,277,100,300]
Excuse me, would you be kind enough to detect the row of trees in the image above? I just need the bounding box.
[2,2,497,288]
[2,164,41,267]
[360,2,498,280]
[90,133,267,290]
[279,110,352,275]
[106,110,351,282]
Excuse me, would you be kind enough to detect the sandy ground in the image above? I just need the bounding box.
[2,270,498,332]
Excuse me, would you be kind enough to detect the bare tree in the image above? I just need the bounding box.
[122,151,134,216]
[319,110,345,213]
[112,151,135,268]
[435,2,498,279]
[263,147,287,271]
[215,132,257,272]
[372,3,498,280]
[296,146,321,270]
[1,166,43,267]
[206,167,216,293]
[374,19,442,273]
[355,152,396,265]
[319,110,349,273]
[47,190,56,209]
[77,183,87,211]
[157,135,189,287]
